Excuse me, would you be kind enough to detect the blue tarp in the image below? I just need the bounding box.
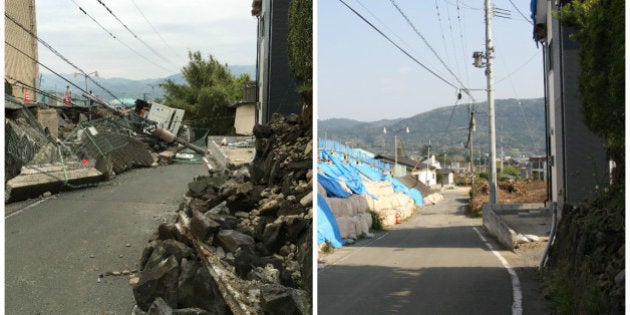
[390,177,424,206]
[318,149,424,205]
[353,162,387,182]
[319,151,375,198]
[318,173,351,198]
[317,194,346,248]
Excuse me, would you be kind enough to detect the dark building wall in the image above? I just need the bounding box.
[556,22,608,206]
[263,0,299,123]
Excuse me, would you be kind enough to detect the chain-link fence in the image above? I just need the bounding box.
[5,102,155,202]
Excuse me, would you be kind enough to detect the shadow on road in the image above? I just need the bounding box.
[319,264,531,314]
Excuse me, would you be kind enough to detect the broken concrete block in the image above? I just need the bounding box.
[190,209,221,241]
[172,308,212,315]
[178,259,229,312]
[260,285,300,315]
[147,297,173,315]
[216,229,254,253]
[133,256,179,311]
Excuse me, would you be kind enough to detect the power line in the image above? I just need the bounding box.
[507,0,534,25]
[442,0,463,84]
[455,0,472,88]
[338,0,460,90]
[443,0,483,11]
[354,0,452,80]
[433,0,452,71]
[7,75,81,106]
[5,40,90,100]
[495,51,539,84]
[68,0,171,72]
[5,12,122,102]
[95,0,177,68]
[130,0,179,59]
[390,0,475,101]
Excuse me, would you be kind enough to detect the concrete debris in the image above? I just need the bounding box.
[5,104,200,203]
[132,113,312,314]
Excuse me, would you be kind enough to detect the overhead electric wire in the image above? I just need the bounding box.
[498,55,539,150]
[5,41,90,100]
[495,51,539,84]
[338,0,460,90]
[7,75,81,106]
[5,12,122,102]
[507,0,533,24]
[130,0,179,59]
[390,0,475,101]
[95,0,177,68]
[354,0,452,80]
[492,6,512,20]
[442,0,463,84]
[69,0,171,72]
[444,0,482,11]
[455,0,472,89]
[433,0,452,73]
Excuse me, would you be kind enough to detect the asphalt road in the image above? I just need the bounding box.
[318,188,548,315]
[5,163,207,315]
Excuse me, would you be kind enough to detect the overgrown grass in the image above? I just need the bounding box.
[319,241,334,254]
[369,210,384,231]
[546,262,575,314]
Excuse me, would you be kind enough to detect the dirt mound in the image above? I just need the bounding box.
[468,180,547,215]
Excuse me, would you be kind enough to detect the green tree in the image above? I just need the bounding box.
[160,51,249,134]
[558,0,625,184]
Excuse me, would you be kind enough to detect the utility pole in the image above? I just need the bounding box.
[75,71,98,120]
[383,126,409,177]
[426,139,431,186]
[485,0,497,204]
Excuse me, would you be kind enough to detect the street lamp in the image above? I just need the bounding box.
[74,71,98,119]
[383,126,409,177]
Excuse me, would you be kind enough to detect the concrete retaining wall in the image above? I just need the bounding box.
[482,203,549,249]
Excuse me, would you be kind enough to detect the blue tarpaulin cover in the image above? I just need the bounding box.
[390,177,424,206]
[317,193,346,248]
[318,173,352,198]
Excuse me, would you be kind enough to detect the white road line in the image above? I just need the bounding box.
[5,197,52,219]
[473,226,523,315]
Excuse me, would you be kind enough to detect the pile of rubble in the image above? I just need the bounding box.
[132,113,313,314]
[4,104,196,202]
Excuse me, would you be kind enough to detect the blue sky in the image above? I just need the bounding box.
[32,0,256,80]
[317,0,544,122]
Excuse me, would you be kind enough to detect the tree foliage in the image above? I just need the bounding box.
[287,0,312,91]
[558,0,625,184]
[160,51,249,134]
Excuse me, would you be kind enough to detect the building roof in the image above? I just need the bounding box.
[374,154,420,169]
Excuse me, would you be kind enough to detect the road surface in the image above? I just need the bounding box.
[318,188,548,314]
[5,163,206,315]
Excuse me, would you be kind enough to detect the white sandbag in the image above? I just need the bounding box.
[336,216,356,239]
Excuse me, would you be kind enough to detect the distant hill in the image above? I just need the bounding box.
[319,98,546,160]
[39,65,255,102]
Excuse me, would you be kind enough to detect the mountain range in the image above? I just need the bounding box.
[318,98,546,161]
[39,65,256,102]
